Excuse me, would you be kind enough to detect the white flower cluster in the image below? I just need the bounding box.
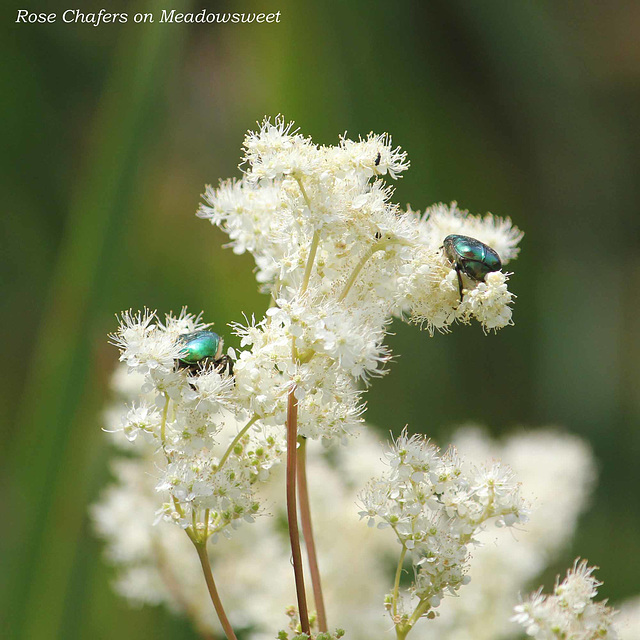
[92,427,394,640]
[196,118,523,446]
[512,560,618,640]
[358,430,529,625]
[96,118,529,638]
[93,415,636,640]
[616,597,640,640]
[108,309,285,538]
[425,428,597,640]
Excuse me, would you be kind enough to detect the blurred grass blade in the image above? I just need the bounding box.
[2,2,189,638]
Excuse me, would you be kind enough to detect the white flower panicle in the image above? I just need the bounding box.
[194,117,523,447]
[97,118,533,638]
[92,431,395,640]
[199,116,523,355]
[108,308,285,539]
[512,560,619,640]
[359,429,529,624]
[426,427,597,640]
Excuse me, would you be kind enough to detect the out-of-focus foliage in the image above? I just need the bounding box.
[1,1,639,639]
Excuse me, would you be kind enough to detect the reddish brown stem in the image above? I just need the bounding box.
[286,386,311,635]
[297,437,328,632]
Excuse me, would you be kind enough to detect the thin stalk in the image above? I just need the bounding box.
[407,597,430,627]
[338,243,384,302]
[395,625,411,640]
[392,545,407,617]
[218,415,258,470]
[295,175,321,295]
[286,386,310,634]
[160,392,170,446]
[301,230,321,294]
[193,541,238,640]
[297,437,327,632]
[204,508,210,540]
[152,537,216,640]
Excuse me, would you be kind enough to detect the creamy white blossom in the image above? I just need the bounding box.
[359,429,529,628]
[199,117,523,349]
[96,118,534,639]
[107,308,285,538]
[92,429,394,640]
[512,560,618,640]
[424,427,597,640]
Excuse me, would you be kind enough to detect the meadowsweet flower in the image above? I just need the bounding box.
[196,118,523,443]
[512,560,618,639]
[98,118,530,640]
[93,430,394,640]
[426,427,597,640]
[107,307,285,539]
[359,429,529,628]
[200,118,522,357]
[616,596,640,640]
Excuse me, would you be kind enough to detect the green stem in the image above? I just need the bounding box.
[392,545,407,617]
[204,508,210,540]
[192,540,238,640]
[301,230,321,294]
[395,625,411,640]
[218,415,259,470]
[408,598,430,627]
[294,175,321,295]
[338,242,384,302]
[160,392,170,446]
[297,437,327,632]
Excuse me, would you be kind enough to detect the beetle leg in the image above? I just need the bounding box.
[214,355,234,377]
[455,266,464,302]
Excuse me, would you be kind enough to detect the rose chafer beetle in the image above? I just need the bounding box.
[443,234,502,300]
[176,330,234,376]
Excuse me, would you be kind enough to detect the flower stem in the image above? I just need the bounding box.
[392,545,407,617]
[218,415,259,470]
[302,230,320,294]
[338,242,384,302]
[152,536,216,640]
[295,175,321,296]
[192,540,238,640]
[297,436,327,632]
[395,624,411,640]
[160,392,170,446]
[286,385,311,635]
[408,597,430,626]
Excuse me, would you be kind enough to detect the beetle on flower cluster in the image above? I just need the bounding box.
[94,117,620,640]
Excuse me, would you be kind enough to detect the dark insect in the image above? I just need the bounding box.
[375,151,381,166]
[442,234,502,301]
[176,330,234,376]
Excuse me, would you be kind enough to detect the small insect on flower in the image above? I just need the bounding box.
[176,330,234,376]
[443,234,502,300]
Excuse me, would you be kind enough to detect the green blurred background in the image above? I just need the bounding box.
[2,0,639,638]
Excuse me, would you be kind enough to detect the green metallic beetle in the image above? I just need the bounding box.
[176,330,234,376]
[443,234,502,300]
